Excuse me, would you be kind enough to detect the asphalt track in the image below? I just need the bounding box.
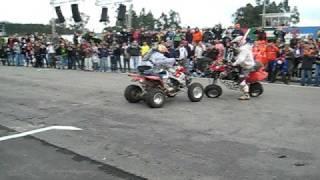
[0,66,320,180]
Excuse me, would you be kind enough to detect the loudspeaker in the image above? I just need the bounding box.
[55,6,65,23]
[100,8,108,22]
[71,4,82,23]
[117,4,126,21]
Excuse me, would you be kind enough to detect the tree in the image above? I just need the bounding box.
[168,10,181,29]
[144,11,155,30]
[233,0,300,27]
[112,7,181,30]
[157,13,169,29]
[3,23,73,35]
[290,6,300,25]
[131,10,140,29]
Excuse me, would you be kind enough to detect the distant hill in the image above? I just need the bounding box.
[0,22,74,36]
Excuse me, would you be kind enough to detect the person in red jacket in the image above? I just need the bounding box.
[192,28,203,43]
[255,40,268,66]
[266,40,280,81]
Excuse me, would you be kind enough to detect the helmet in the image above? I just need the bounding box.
[157,44,168,53]
[231,36,246,46]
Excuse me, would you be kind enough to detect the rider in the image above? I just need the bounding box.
[141,44,182,92]
[231,36,256,100]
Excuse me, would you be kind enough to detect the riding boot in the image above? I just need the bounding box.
[238,93,250,100]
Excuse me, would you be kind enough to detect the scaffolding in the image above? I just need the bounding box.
[263,13,293,28]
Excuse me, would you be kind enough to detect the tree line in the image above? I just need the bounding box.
[233,0,300,27]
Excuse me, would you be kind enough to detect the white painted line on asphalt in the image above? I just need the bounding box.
[0,126,82,142]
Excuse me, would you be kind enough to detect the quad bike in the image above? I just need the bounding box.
[204,62,268,98]
[124,64,204,108]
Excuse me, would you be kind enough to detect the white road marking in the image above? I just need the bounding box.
[0,126,82,142]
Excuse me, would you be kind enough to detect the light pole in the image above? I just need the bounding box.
[262,0,266,28]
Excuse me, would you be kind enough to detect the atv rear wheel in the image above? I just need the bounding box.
[124,85,143,103]
[204,84,223,98]
[145,89,166,108]
[249,82,263,97]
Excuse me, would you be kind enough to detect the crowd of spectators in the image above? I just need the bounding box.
[0,24,320,86]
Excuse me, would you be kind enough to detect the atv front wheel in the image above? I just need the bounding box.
[187,83,204,102]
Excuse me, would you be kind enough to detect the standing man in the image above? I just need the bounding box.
[177,41,188,70]
[128,41,141,71]
[301,42,316,86]
[13,42,21,66]
[122,43,131,73]
[266,40,280,81]
[46,42,55,68]
[99,43,109,72]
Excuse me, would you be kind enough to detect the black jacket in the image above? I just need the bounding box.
[128,46,140,56]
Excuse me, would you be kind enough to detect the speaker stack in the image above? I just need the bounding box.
[71,4,82,23]
[54,6,65,23]
[100,7,109,22]
[117,4,126,22]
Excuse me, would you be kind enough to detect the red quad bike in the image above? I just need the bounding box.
[204,62,268,98]
[124,65,204,108]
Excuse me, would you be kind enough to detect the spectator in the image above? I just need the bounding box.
[185,27,193,43]
[0,45,6,65]
[56,43,68,70]
[315,51,320,86]
[193,28,203,43]
[203,28,214,43]
[112,43,122,72]
[46,42,55,68]
[177,41,188,68]
[91,43,100,71]
[128,41,140,70]
[132,29,141,44]
[254,27,267,41]
[25,42,33,67]
[274,26,287,43]
[266,40,280,81]
[292,41,303,77]
[284,45,296,83]
[231,24,244,39]
[141,42,150,57]
[214,40,225,63]
[290,33,299,49]
[212,24,223,40]
[270,46,290,84]
[40,43,47,67]
[173,29,183,48]
[193,42,205,74]
[33,42,43,68]
[301,42,316,86]
[122,43,131,72]
[13,42,22,66]
[67,44,78,70]
[83,43,93,71]
[99,43,109,72]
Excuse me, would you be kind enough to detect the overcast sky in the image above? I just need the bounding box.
[0,0,319,31]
